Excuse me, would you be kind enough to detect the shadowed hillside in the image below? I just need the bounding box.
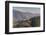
[13,16,40,28]
[31,16,40,27]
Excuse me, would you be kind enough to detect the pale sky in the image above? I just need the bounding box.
[13,7,40,14]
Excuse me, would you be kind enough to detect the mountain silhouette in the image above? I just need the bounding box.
[13,10,40,21]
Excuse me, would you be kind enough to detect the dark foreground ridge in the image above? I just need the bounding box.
[13,16,40,28]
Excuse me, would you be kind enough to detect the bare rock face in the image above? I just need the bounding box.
[13,18,32,28]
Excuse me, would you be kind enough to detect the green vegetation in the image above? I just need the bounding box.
[31,16,40,27]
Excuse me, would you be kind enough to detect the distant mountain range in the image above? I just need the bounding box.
[13,10,40,21]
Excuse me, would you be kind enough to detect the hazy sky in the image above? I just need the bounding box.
[13,7,40,14]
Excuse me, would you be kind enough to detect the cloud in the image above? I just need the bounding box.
[13,7,40,14]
